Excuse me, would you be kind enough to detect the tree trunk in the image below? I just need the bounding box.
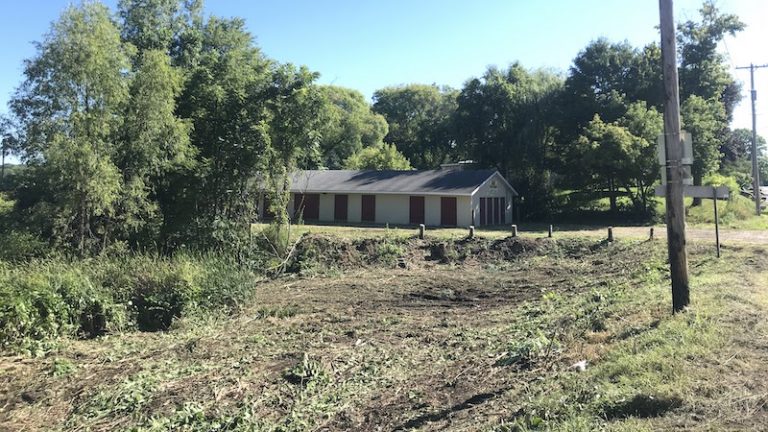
[608,179,617,213]
[691,172,702,206]
[1,145,5,183]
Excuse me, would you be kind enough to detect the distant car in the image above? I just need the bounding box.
[740,186,768,209]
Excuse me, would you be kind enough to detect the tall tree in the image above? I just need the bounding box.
[343,143,412,170]
[576,103,663,213]
[117,49,193,242]
[681,95,726,195]
[163,16,322,245]
[11,2,130,252]
[677,0,744,120]
[0,114,19,183]
[454,64,562,217]
[560,39,663,144]
[372,84,458,169]
[315,86,388,169]
[118,0,180,53]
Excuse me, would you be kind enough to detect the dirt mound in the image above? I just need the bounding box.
[290,234,601,274]
[291,234,367,272]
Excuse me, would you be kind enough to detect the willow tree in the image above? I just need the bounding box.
[11,2,129,252]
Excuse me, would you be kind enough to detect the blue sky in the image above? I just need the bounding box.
[1,0,766,140]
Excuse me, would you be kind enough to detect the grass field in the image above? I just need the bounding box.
[2,234,767,431]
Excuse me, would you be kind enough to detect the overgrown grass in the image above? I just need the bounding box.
[686,194,768,229]
[491,243,765,431]
[0,253,259,354]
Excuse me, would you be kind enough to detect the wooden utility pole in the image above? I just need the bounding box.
[736,63,767,215]
[659,0,690,312]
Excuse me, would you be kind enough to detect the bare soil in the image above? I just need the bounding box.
[1,239,767,431]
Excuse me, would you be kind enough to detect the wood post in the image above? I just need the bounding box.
[548,224,553,238]
[418,224,425,240]
[713,187,721,258]
[511,224,518,237]
[659,0,690,312]
[650,227,655,240]
[469,225,475,239]
[607,227,614,242]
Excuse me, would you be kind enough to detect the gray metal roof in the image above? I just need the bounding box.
[289,169,516,196]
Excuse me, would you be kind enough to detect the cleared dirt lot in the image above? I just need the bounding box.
[2,237,767,431]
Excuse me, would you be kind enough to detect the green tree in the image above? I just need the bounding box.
[720,128,766,189]
[164,16,322,245]
[576,103,662,213]
[117,49,193,242]
[676,1,744,205]
[265,64,324,226]
[372,84,458,169]
[682,95,727,194]
[677,0,744,120]
[721,128,766,162]
[454,64,562,217]
[118,0,180,53]
[11,2,130,252]
[560,39,663,144]
[315,86,388,169]
[0,114,19,184]
[343,143,412,170]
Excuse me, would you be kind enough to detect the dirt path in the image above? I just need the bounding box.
[555,226,768,244]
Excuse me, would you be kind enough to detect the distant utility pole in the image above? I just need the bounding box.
[659,0,690,312]
[735,63,768,216]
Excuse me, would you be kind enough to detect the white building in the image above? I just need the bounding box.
[262,168,518,227]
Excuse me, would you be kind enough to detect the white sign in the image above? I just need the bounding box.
[657,131,693,165]
[658,131,693,186]
[654,185,729,199]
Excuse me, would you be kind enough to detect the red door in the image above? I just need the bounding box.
[409,196,425,225]
[334,194,348,221]
[361,195,376,222]
[294,193,319,221]
[440,197,457,226]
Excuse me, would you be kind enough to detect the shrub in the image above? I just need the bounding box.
[374,241,405,266]
[496,332,560,369]
[0,253,258,352]
[0,231,49,261]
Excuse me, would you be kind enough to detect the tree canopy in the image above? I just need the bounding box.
[343,143,412,171]
[0,0,753,254]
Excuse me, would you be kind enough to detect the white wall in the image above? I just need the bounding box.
[457,196,473,227]
[375,194,411,225]
[471,172,515,226]
[286,192,478,227]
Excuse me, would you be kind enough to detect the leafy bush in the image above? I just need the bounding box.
[687,194,756,225]
[703,173,740,192]
[496,332,559,369]
[0,253,258,352]
[0,230,49,262]
[374,242,405,266]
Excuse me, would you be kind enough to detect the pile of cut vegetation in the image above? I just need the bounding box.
[289,234,410,273]
[290,233,604,272]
